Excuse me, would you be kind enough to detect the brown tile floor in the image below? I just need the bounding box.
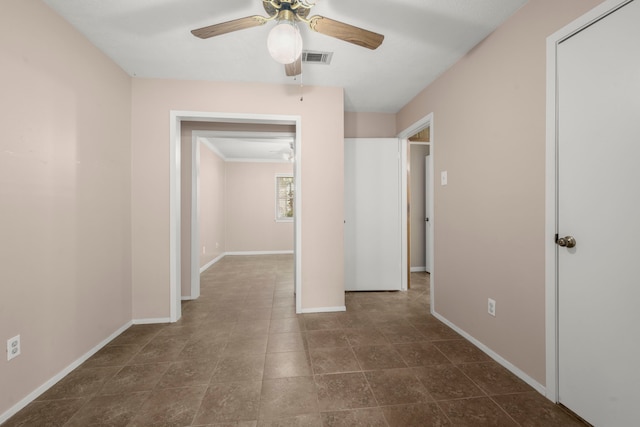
[4,255,588,426]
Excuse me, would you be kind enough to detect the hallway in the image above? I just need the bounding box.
[5,255,586,426]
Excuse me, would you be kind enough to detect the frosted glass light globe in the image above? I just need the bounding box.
[267,21,303,65]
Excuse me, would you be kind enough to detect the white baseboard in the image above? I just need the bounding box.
[132,317,172,325]
[199,253,225,274]
[410,266,427,272]
[299,305,347,314]
[225,250,294,256]
[0,320,133,425]
[431,310,545,395]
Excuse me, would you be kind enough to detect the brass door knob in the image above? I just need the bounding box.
[557,236,576,248]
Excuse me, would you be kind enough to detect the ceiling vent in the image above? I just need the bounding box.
[302,50,333,65]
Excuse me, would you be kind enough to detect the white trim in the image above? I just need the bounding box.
[427,121,434,302]
[196,131,296,139]
[400,139,409,291]
[0,321,132,425]
[190,134,201,300]
[198,137,225,161]
[132,317,172,325]
[410,266,426,272]
[132,317,171,325]
[170,111,303,317]
[398,115,434,140]
[294,120,302,314]
[169,113,182,323]
[225,250,294,256]
[544,19,559,404]
[299,305,346,314]
[398,113,435,301]
[544,0,631,404]
[200,253,225,273]
[432,311,546,395]
[225,158,293,164]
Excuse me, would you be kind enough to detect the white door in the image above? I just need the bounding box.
[344,138,401,291]
[557,1,640,425]
[424,155,432,273]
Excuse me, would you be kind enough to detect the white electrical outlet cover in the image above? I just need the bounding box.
[7,335,20,361]
[488,298,496,317]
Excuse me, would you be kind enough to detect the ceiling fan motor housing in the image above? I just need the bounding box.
[191,0,383,73]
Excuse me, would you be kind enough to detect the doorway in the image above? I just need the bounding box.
[169,111,303,321]
[408,142,430,274]
[186,127,296,301]
[399,114,434,297]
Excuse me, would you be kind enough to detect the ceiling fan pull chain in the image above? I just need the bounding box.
[299,61,304,101]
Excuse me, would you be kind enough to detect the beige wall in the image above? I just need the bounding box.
[397,0,604,385]
[344,112,397,137]
[1,0,132,417]
[199,143,226,267]
[226,162,294,253]
[132,80,345,316]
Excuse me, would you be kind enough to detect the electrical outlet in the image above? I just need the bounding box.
[202,246,206,255]
[7,335,20,361]
[488,298,496,317]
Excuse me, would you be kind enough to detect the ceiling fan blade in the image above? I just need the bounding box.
[308,16,384,50]
[191,16,268,39]
[285,57,302,76]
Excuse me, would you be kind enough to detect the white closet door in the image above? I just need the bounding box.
[557,1,640,425]
[344,138,401,291]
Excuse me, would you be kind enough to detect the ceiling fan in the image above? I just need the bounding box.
[191,0,384,76]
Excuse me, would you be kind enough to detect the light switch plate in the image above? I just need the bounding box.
[441,171,448,186]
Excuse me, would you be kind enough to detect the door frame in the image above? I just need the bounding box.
[187,130,297,300]
[169,111,303,321]
[544,0,631,402]
[424,152,432,273]
[398,113,434,296]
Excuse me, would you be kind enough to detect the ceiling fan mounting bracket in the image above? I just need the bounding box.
[278,9,297,23]
[263,0,312,21]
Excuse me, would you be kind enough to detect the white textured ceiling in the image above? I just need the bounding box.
[42,0,527,113]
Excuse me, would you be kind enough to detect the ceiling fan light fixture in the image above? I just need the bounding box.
[267,19,303,65]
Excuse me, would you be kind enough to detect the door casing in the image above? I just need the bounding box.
[169,111,303,321]
[398,114,434,297]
